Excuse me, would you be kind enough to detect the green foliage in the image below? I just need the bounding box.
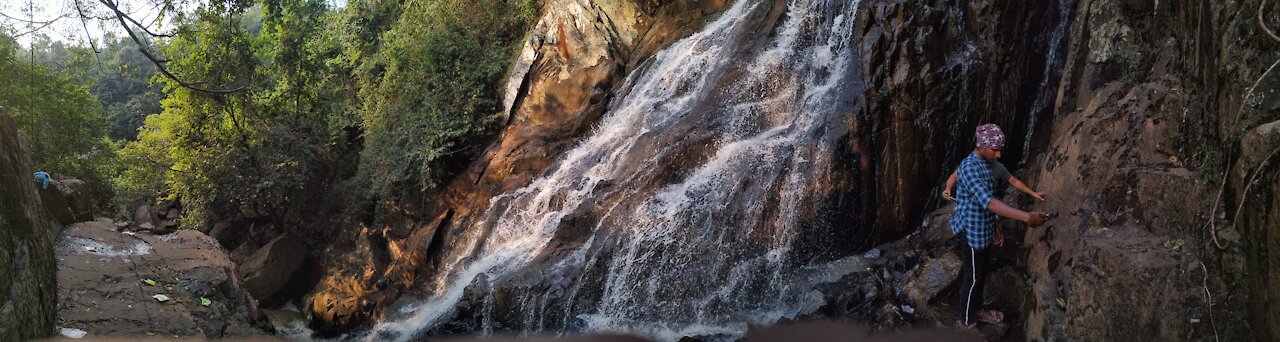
[114,111,180,205]
[116,2,273,227]
[322,0,403,138]
[27,34,165,142]
[95,37,166,141]
[105,89,164,141]
[357,0,532,198]
[115,0,357,228]
[0,34,115,198]
[108,0,538,228]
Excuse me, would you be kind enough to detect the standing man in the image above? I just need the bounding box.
[950,124,1045,329]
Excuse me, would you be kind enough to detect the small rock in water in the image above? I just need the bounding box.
[863,248,882,259]
[60,327,88,338]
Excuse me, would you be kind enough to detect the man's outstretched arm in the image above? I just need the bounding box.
[1008,176,1045,201]
[988,198,1045,226]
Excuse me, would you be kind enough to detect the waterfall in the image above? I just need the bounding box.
[369,0,863,340]
[1020,0,1074,166]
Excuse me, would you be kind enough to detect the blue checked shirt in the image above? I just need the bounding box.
[950,152,996,249]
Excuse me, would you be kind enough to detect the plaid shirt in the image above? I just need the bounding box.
[950,152,996,249]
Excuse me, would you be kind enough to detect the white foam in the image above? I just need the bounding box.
[56,236,152,258]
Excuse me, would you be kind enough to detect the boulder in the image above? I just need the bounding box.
[240,234,307,307]
[37,184,77,227]
[133,204,158,230]
[56,178,93,221]
[0,109,58,340]
[154,199,180,214]
[901,252,962,307]
[55,220,266,338]
[155,219,180,235]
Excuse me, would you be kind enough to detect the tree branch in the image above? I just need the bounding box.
[114,3,174,38]
[2,10,71,37]
[0,10,67,25]
[144,155,188,173]
[74,0,103,55]
[97,0,246,94]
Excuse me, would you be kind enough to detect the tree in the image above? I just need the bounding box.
[0,33,115,197]
[116,1,263,226]
[116,0,350,230]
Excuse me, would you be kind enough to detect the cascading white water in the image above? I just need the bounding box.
[1020,0,1073,166]
[369,0,863,340]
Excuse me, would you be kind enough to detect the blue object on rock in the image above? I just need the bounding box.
[33,171,50,189]
[863,248,882,259]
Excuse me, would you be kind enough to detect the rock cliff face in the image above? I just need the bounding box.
[302,0,1279,339]
[1022,0,1275,340]
[1234,119,1280,339]
[0,109,58,340]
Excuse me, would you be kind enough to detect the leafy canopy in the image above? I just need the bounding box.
[0,34,115,196]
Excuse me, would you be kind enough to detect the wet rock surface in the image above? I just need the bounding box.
[854,0,1074,239]
[55,220,268,338]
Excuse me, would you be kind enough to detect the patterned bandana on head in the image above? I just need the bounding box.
[975,123,1005,149]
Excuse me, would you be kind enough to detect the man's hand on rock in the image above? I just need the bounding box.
[1025,212,1046,227]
